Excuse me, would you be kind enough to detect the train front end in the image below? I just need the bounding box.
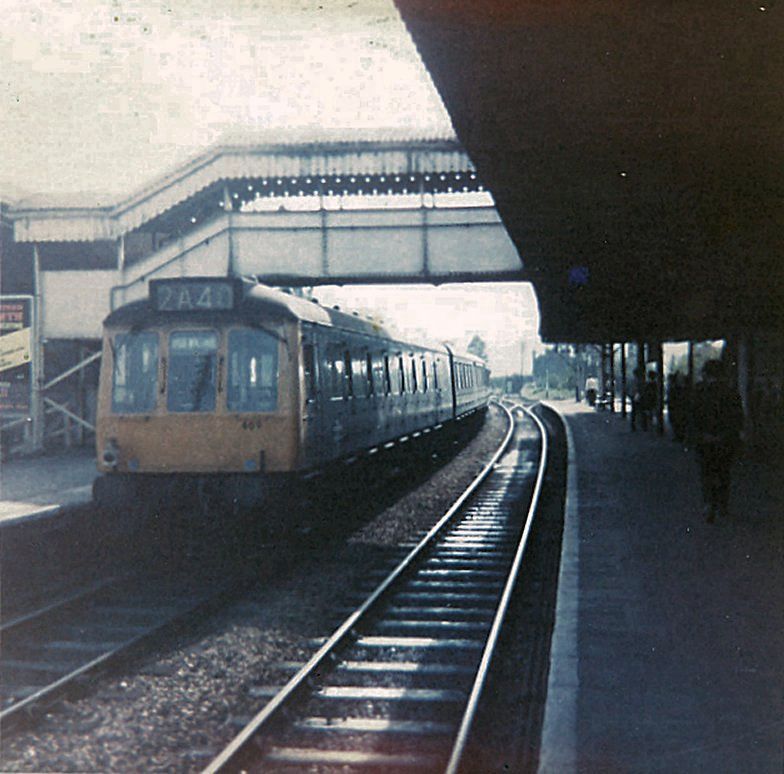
[94,277,299,511]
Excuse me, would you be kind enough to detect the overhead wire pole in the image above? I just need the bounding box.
[656,342,665,434]
[609,343,616,412]
[31,244,44,452]
[620,342,627,418]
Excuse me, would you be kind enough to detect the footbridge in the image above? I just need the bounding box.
[2,136,521,450]
[8,137,521,340]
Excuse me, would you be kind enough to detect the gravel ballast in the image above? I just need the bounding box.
[1,406,508,773]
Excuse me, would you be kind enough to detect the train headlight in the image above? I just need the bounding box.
[102,439,119,469]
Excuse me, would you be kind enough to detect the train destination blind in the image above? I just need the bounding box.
[151,278,238,312]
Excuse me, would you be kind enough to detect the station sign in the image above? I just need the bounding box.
[0,296,33,415]
[150,278,241,312]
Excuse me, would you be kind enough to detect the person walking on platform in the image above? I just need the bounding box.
[642,370,658,429]
[667,372,688,443]
[692,359,743,523]
[631,368,645,430]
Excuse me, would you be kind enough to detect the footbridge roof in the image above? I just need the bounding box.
[9,133,472,243]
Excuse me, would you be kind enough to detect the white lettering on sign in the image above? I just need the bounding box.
[0,327,31,372]
[177,288,193,309]
[154,281,235,312]
[196,286,213,308]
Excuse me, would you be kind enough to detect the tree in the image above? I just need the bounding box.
[467,334,488,360]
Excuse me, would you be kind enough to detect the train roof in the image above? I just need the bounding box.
[103,278,489,368]
[103,279,390,336]
[443,344,488,367]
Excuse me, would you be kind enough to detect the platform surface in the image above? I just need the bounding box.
[0,447,97,526]
[539,400,784,773]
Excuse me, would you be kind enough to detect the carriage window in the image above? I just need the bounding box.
[352,354,365,395]
[226,329,279,412]
[372,355,384,395]
[112,333,158,413]
[398,356,406,393]
[303,344,317,403]
[366,353,375,396]
[344,351,354,397]
[168,330,218,412]
[384,355,392,394]
[330,351,344,397]
[432,360,439,390]
[421,358,428,392]
[410,357,418,392]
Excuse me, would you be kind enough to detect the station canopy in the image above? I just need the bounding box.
[395,0,784,342]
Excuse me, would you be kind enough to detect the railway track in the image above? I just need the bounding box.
[0,567,230,730]
[205,402,547,773]
[0,411,500,741]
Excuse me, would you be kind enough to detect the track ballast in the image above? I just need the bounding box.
[205,402,547,773]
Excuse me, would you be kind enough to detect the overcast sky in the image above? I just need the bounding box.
[315,283,542,376]
[1,0,452,197]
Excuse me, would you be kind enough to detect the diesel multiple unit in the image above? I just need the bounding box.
[93,277,490,509]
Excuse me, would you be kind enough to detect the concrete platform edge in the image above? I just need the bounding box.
[537,403,579,773]
[0,487,93,529]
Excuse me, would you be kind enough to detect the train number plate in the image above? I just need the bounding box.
[151,279,237,312]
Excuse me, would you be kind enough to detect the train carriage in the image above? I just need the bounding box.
[94,277,490,510]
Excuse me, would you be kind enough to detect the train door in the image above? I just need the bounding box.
[446,347,458,420]
[301,325,326,468]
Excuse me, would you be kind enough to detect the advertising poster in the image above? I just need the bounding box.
[0,296,33,415]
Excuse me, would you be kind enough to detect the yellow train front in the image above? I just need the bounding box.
[94,277,490,512]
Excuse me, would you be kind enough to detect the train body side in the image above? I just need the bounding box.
[296,321,455,470]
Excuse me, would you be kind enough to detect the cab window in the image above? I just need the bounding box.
[168,330,219,412]
[227,328,279,412]
[112,332,158,413]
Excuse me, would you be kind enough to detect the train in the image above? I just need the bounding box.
[93,276,491,511]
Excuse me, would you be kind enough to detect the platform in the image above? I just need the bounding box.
[539,400,784,773]
[0,447,97,526]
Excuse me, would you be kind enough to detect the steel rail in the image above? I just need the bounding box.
[0,574,128,635]
[444,402,548,773]
[0,572,233,729]
[203,401,515,774]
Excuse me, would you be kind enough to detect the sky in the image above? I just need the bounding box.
[1,0,452,198]
[1,0,542,366]
[314,283,542,376]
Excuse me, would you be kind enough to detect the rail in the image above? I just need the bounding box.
[204,400,549,772]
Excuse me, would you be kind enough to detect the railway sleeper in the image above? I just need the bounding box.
[262,745,444,772]
[267,723,456,759]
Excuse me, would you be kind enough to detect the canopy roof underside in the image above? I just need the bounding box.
[395,0,784,341]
